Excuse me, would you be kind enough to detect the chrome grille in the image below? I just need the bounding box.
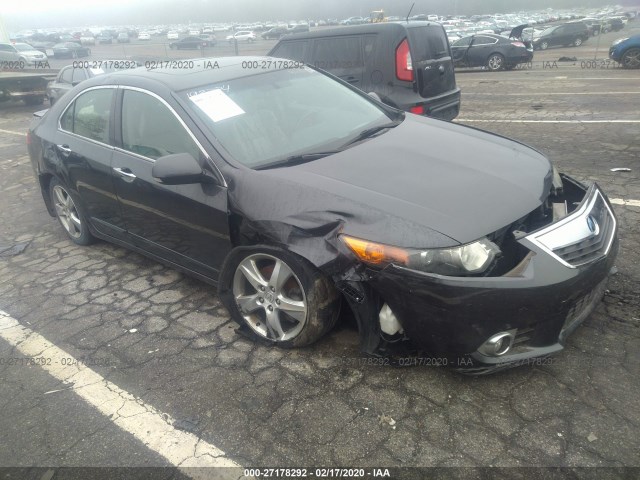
[552,194,615,266]
[523,186,617,269]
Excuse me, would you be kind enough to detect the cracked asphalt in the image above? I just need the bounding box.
[0,32,639,478]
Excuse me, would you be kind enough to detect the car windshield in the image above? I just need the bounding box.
[14,44,33,51]
[181,67,397,168]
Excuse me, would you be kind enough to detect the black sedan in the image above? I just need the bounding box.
[451,34,533,71]
[169,36,208,49]
[27,57,618,373]
[52,42,91,59]
[261,27,288,39]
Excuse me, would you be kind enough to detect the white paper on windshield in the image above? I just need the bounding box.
[89,68,104,75]
[189,88,245,122]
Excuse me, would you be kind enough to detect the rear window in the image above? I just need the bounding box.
[409,26,450,61]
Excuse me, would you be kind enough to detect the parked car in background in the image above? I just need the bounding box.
[262,27,288,39]
[117,32,130,43]
[609,34,640,68]
[603,17,625,33]
[451,34,533,70]
[288,24,310,34]
[169,36,207,49]
[0,42,48,65]
[96,33,113,44]
[52,42,91,59]
[533,21,590,50]
[46,60,139,105]
[167,31,179,40]
[226,31,257,42]
[138,32,151,41]
[27,57,618,374]
[188,29,201,36]
[199,34,217,46]
[341,16,365,25]
[582,18,603,35]
[269,22,460,120]
[80,34,95,46]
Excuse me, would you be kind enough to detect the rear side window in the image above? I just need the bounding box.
[312,36,363,69]
[60,88,113,144]
[271,40,308,62]
[409,26,450,60]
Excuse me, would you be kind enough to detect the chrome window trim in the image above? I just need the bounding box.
[119,85,227,187]
[57,84,118,151]
[523,185,617,269]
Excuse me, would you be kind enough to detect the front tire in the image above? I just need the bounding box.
[219,247,340,348]
[573,38,583,47]
[49,178,94,246]
[539,41,549,50]
[621,48,640,69]
[487,53,505,71]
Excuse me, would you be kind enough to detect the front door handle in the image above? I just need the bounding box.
[56,144,72,156]
[113,167,137,182]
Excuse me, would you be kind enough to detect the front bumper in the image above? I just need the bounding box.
[364,181,619,373]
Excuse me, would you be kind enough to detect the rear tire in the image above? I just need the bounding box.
[49,178,94,246]
[486,53,505,71]
[539,41,549,50]
[573,38,583,47]
[218,246,340,348]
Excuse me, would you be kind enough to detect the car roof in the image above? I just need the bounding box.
[93,56,292,92]
[278,21,442,40]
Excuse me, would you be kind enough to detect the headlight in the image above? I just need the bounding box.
[612,37,628,46]
[340,235,501,276]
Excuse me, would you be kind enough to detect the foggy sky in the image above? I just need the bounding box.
[5,0,635,30]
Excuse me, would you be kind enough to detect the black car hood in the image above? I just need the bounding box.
[229,115,552,268]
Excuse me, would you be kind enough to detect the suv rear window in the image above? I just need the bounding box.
[409,26,450,61]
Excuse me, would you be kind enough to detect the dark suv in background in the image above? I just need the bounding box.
[533,21,591,50]
[268,22,461,120]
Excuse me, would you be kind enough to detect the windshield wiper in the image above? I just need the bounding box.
[256,151,341,170]
[342,121,402,148]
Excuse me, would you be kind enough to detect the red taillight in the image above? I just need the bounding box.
[511,41,525,48]
[395,38,414,82]
[410,105,424,114]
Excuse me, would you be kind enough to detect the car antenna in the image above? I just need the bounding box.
[406,2,414,23]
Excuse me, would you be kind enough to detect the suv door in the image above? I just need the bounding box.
[111,88,230,276]
[310,36,364,87]
[451,36,473,66]
[550,26,568,47]
[409,25,457,96]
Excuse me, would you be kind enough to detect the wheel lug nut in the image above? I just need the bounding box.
[270,286,275,292]
[260,286,265,291]
[268,305,273,312]
[276,299,280,305]
[258,297,264,303]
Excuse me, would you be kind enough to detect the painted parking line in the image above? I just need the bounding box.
[610,198,640,208]
[0,129,27,137]
[463,92,640,95]
[457,119,640,124]
[0,310,241,476]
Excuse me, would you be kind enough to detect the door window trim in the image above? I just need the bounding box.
[57,85,117,150]
[116,85,227,187]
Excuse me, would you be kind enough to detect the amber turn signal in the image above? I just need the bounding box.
[340,235,409,266]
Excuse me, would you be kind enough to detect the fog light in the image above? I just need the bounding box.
[477,331,516,357]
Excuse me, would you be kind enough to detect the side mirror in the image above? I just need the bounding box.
[152,153,215,185]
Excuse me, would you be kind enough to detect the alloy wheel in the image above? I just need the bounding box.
[232,253,307,342]
[487,54,504,71]
[574,38,583,47]
[52,185,82,239]
[622,48,640,69]
[540,41,548,50]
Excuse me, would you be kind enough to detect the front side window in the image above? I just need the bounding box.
[121,89,201,161]
[181,67,394,168]
[60,88,113,144]
[271,40,308,62]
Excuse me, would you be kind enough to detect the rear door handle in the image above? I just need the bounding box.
[56,144,72,156]
[113,167,137,182]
